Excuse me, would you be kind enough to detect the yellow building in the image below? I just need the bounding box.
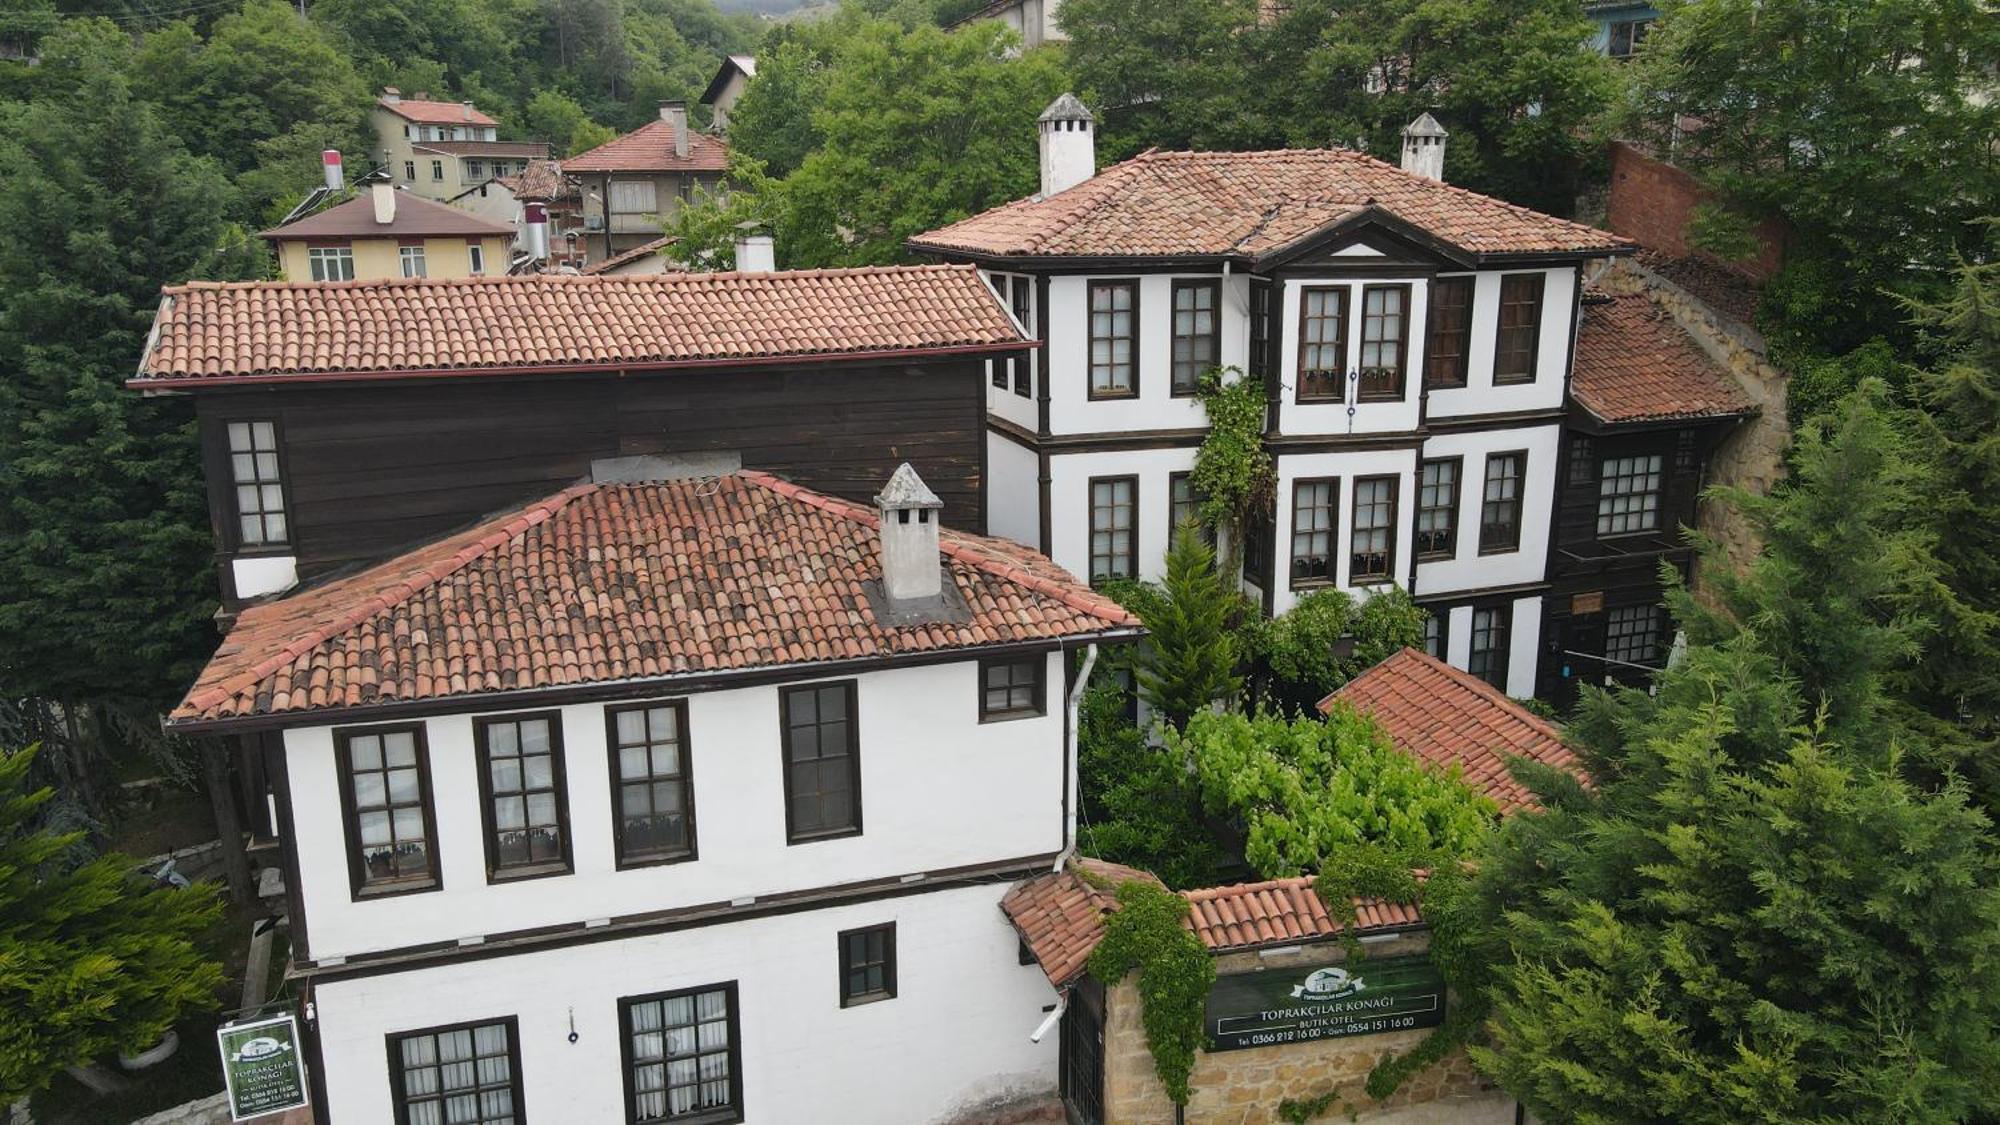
[371,87,551,203]
[262,183,516,282]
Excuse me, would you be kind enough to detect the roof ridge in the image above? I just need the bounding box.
[181,483,600,715]
[159,262,975,297]
[1341,646,1571,750]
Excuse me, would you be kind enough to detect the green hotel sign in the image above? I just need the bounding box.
[1204,954,1446,1052]
[217,1014,309,1121]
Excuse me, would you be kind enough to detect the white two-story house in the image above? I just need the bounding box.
[909,98,1633,697]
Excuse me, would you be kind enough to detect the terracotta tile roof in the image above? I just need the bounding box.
[496,160,575,203]
[582,236,685,275]
[378,97,498,127]
[1323,648,1583,814]
[565,122,731,175]
[168,472,1139,726]
[258,192,515,241]
[909,148,1631,262]
[1183,876,1423,952]
[132,265,1028,386]
[413,140,551,159]
[1001,858,1163,987]
[1572,291,1755,424]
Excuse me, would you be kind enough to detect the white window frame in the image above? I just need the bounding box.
[399,244,426,279]
[307,246,354,282]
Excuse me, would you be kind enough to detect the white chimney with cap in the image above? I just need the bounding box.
[660,100,690,160]
[380,85,401,104]
[1037,93,1095,198]
[733,223,774,273]
[876,463,944,604]
[1400,113,1448,182]
[322,149,344,192]
[371,179,397,225]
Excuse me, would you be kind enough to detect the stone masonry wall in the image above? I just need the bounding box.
[1102,936,1510,1125]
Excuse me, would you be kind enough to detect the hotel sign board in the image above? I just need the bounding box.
[1204,955,1446,1052]
[217,1014,309,1120]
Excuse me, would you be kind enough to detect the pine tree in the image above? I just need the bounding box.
[1135,528,1243,729]
[0,746,224,1104]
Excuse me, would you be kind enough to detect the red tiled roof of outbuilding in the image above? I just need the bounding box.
[1001,858,1163,988]
[378,96,498,126]
[168,473,1138,726]
[565,121,732,174]
[1182,876,1424,952]
[1571,291,1756,424]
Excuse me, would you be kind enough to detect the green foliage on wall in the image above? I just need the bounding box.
[1086,878,1216,1106]
[1190,367,1274,557]
[1245,587,1428,713]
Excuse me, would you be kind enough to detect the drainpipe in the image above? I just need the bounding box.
[1029,994,1066,1042]
[1054,643,1099,872]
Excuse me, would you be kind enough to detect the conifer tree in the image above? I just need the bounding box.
[1135,528,1243,729]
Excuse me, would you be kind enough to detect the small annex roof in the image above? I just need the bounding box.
[168,473,1139,728]
[909,148,1631,264]
[580,235,683,275]
[132,265,1029,387]
[1322,648,1584,814]
[377,92,498,127]
[1002,860,1424,988]
[257,191,515,242]
[565,121,731,175]
[1571,291,1756,425]
[700,54,756,105]
[497,159,575,203]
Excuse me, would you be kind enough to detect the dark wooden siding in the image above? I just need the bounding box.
[197,358,988,590]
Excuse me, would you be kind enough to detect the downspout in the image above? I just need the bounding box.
[1054,642,1099,872]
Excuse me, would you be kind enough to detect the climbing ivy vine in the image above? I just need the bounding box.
[1190,367,1274,562]
[1085,878,1216,1105]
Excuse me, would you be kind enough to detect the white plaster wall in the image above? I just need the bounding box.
[449,182,527,252]
[1274,275,1430,438]
[986,430,1042,551]
[1506,594,1544,699]
[1044,272,1248,437]
[1423,267,1576,419]
[313,880,1059,1125]
[1269,448,1422,617]
[1411,423,1561,596]
[980,269,1040,435]
[288,656,1066,960]
[1046,446,1200,585]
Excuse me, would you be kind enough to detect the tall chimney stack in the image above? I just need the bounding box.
[660,100,689,160]
[732,222,774,273]
[322,149,344,192]
[875,464,943,605]
[371,179,397,225]
[1400,113,1448,182]
[1037,93,1095,198]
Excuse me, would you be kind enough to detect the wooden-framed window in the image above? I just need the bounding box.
[607,702,696,868]
[1605,604,1664,667]
[1567,434,1596,486]
[1356,284,1410,401]
[1596,453,1663,536]
[1010,275,1034,398]
[1087,475,1137,582]
[1297,286,1349,402]
[610,179,658,213]
[980,657,1045,721]
[1424,275,1473,388]
[838,922,897,1007]
[1087,280,1138,399]
[399,244,427,279]
[388,1017,522,1125]
[1493,273,1544,384]
[1349,475,1398,584]
[1423,612,1446,660]
[1242,500,1271,587]
[781,681,860,843]
[1607,17,1652,57]
[1478,451,1525,554]
[335,723,439,898]
[306,245,354,282]
[474,712,572,880]
[1415,457,1460,560]
[227,420,290,548]
[1248,279,1273,382]
[1289,477,1339,589]
[468,244,486,276]
[620,983,742,1123]
[430,159,444,181]
[1170,279,1220,395]
[403,160,416,182]
[1167,471,1215,550]
[1469,605,1510,689]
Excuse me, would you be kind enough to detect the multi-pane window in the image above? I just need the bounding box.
[1087,281,1138,398]
[839,923,897,1007]
[227,420,289,547]
[622,985,741,1123]
[469,245,486,276]
[403,160,416,181]
[1415,458,1459,560]
[431,159,444,181]
[782,682,860,842]
[608,703,695,866]
[1010,276,1034,397]
[1423,613,1446,660]
[466,159,485,181]
[980,658,1044,720]
[1494,274,1543,384]
[1170,280,1220,395]
[1249,281,1272,381]
[337,725,437,895]
[400,244,427,279]
[1469,606,1510,689]
[1088,476,1137,582]
[1596,454,1664,536]
[475,714,570,877]
[1608,18,1652,57]
[1479,452,1525,554]
[307,246,354,282]
[1168,472,1214,549]
[1356,285,1408,400]
[1290,478,1338,588]
[1297,287,1348,401]
[1425,276,1473,388]
[1605,604,1664,667]
[389,1019,519,1125]
[1349,476,1397,584]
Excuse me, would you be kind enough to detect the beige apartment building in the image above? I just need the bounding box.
[371,87,551,202]
[261,182,516,282]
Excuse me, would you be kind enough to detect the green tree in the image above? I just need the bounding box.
[1248,587,1428,713]
[1133,529,1244,729]
[1055,0,1264,160]
[726,36,832,178]
[521,88,616,156]
[0,746,224,1104]
[1076,685,1228,889]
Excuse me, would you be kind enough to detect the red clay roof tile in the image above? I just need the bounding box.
[379,97,498,126]
[169,473,1138,726]
[565,121,731,175]
[258,192,515,241]
[1001,858,1162,988]
[910,148,1631,261]
[1572,292,1755,424]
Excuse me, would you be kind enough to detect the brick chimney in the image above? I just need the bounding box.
[1400,113,1448,182]
[1037,93,1095,198]
[876,464,943,605]
[659,100,689,160]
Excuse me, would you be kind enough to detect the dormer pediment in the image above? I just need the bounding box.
[1253,206,1476,275]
